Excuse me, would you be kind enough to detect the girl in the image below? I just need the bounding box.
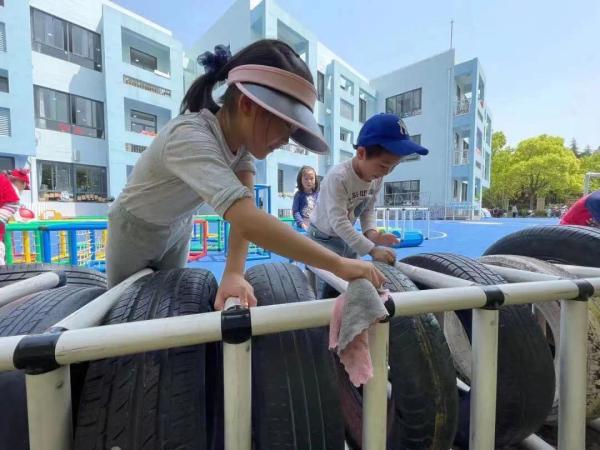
[106,39,384,308]
[292,165,319,230]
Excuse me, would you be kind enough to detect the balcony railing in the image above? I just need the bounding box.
[453,147,469,165]
[280,142,309,156]
[455,98,470,115]
[123,75,171,97]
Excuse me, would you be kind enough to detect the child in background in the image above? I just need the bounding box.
[0,168,31,265]
[560,190,600,227]
[309,113,429,267]
[292,165,319,230]
[106,39,384,307]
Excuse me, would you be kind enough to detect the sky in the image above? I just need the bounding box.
[113,0,600,150]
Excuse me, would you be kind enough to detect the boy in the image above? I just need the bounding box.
[308,113,429,268]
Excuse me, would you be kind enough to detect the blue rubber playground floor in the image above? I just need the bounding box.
[188,217,560,281]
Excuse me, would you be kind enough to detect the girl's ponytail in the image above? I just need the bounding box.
[180,45,232,114]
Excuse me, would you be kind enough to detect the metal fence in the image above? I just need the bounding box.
[0,262,598,449]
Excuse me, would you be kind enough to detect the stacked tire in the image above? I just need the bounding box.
[400,253,556,448]
[0,263,107,450]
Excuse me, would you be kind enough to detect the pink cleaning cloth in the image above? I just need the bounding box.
[329,279,389,387]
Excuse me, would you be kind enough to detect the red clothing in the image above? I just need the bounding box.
[560,191,600,227]
[0,174,20,241]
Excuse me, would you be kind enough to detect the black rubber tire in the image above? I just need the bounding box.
[0,263,107,288]
[400,253,556,448]
[73,269,222,450]
[480,254,600,422]
[245,263,345,450]
[339,262,458,450]
[0,285,105,450]
[483,225,600,267]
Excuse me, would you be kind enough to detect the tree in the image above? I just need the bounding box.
[510,135,581,209]
[570,138,578,157]
[580,151,600,191]
[483,131,520,209]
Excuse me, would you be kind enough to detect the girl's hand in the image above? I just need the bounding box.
[334,258,386,289]
[214,272,257,311]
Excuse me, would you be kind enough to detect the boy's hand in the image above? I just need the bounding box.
[334,258,386,289]
[214,272,257,311]
[369,246,396,265]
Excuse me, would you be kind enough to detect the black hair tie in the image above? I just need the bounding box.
[197,44,232,76]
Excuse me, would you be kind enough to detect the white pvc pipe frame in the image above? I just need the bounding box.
[0,266,597,449]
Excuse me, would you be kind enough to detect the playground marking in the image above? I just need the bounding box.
[458,222,503,226]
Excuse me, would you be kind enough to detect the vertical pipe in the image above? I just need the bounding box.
[558,299,588,450]
[223,299,252,450]
[26,366,72,450]
[41,230,52,264]
[469,308,499,449]
[23,231,32,263]
[362,321,389,450]
[68,230,78,266]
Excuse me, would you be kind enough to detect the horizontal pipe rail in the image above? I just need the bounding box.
[0,277,596,371]
[0,272,65,307]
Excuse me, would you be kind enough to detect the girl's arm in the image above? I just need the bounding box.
[215,170,257,310]
[224,197,385,286]
[292,192,305,227]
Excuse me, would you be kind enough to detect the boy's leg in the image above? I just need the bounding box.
[307,225,358,298]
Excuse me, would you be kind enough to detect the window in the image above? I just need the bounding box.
[37,160,107,201]
[318,124,324,136]
[384,180,420,206]
[453,180,460,200]
[474,178,481,200]
[0,75,7,93]
[475,161,482,170]
[277,169,284,193]
[71,95,104,138]
[130,110,157,135]
[34,86,104,138]
[340,128,353,144]
[461,181,468,201]
[0,156,13,171]
[317,71,325,102]
[31,8,102,71]
[0,1,4,7]
[75,164,107,200]
[484,152,491,180]
[130,47,157,72]
[0,22,6,52]
[340,99,353,120]
[359,97,367,123]
[339,150,353,162]
[0,108,10,136]
[476,128,483,153]
[38,160,73,201]
[126,165,135,179]
[339,75,354,95]
[385,88,422,118]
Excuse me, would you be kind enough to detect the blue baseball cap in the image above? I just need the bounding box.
[356,113,429,156]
